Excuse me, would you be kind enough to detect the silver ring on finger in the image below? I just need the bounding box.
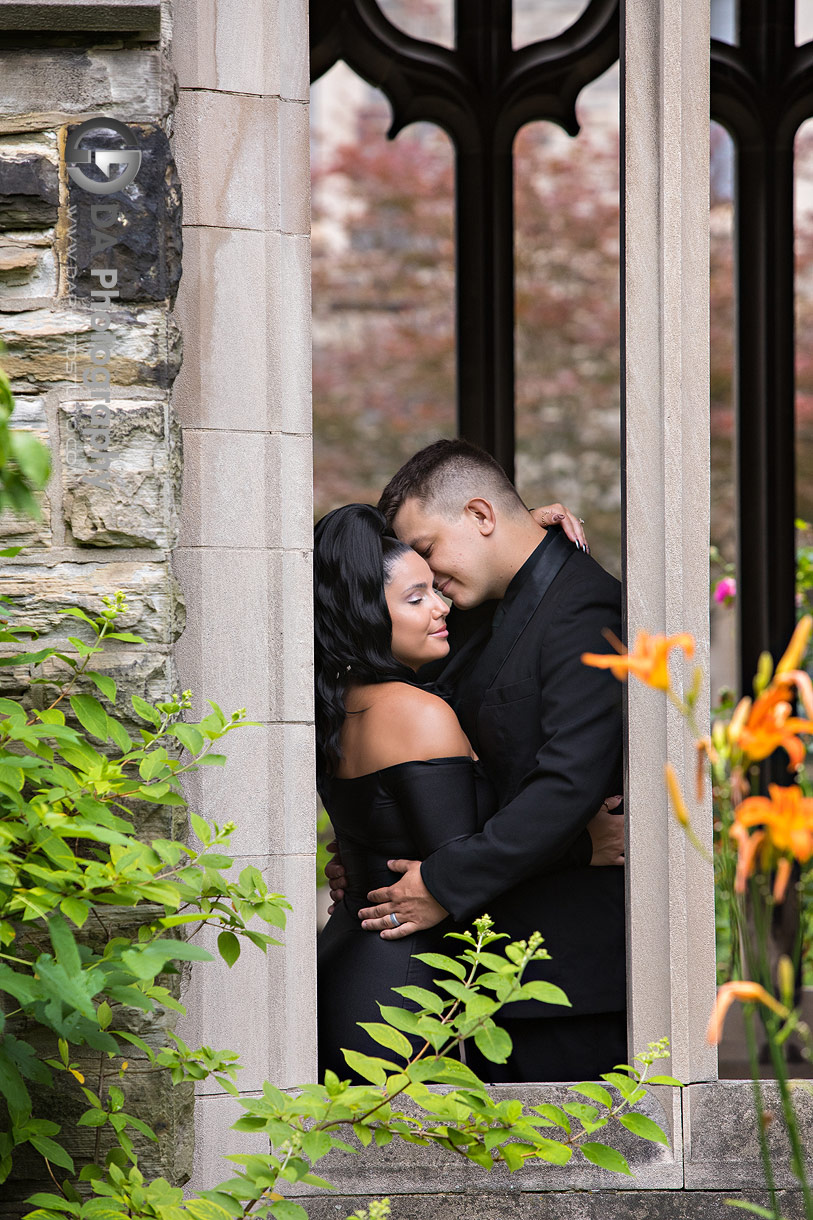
[389,912,400,927]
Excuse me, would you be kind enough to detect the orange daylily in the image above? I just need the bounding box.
[726,615,813,769]
[727,685,813,769]
[735,783,813,865]
[582,630,695,691]
[706,980,790,1045]
[729,784,813,900]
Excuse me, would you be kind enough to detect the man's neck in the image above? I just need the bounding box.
[492,520,548,599]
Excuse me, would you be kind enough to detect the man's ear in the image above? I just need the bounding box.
[466,497,497,536]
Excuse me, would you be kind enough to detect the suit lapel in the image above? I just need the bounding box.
[455,528,575,734]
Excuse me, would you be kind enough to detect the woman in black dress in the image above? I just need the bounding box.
[314,503,495,1081]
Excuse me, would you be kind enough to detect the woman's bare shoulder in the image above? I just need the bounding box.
[344,682,472,770]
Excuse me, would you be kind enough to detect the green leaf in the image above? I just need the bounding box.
[340,1050,399,1085]
[83,670,117,703]
[60,896,89,929]
[0,1045,31,1115]
[647,1075,684,1087]
[531,1137,572,1165]
[602,1071,641,1100]
[80,1202,130,1220]
[183,1200,235,1220]
[501,1142,536,1171]
[723,1203,778,1219]
[411,952,467,980]
[618,1112,669,1147]
[533,1103,570,1133]
[56,606,99,630]
[169,722,205,755]
[389,985,445,1014]
[120,939,212,980]
[28,1135,74,1171]
[68,694,109,742]
[190,812,211,846]
[579,1141,632,1175]
[271,1202,308,1220]
[139,750,168,781]
[517,980,571,1007]
[47,914,81,975]
[196,1193,244,1219]
[34,958,98,1019]
[472,1020,512,1064]
[569,1082,613,1109]
[217,931,241,968]
[358,1022,413,1060]
[9,428,51,484]
[25,1195,80,1214]
[97,1001,112,1030]
[300,1130,332,1162]
[131,694,161,725]
[376,1004,421,1035]
[563,1101,599,1126]
[353,1122,373,1147]
[464,993,497,1019]
[107,717,132,753]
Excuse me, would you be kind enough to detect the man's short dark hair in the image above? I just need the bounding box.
[377,438,528,526]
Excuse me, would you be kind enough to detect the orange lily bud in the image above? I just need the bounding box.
[777,955,796,1007]
[728,696,752,744]
[706,981,789,1045]
[773,857,793,903]
[775,615,813,676]
[729,821,766,893]
[665,762,689,828]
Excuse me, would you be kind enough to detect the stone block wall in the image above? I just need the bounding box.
[0,11,192,1209]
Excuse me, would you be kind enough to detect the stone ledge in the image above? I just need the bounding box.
[294,1190,809,1220]
[0,0,160,34]
[286,1084,682,1197]
[684,1079,813,1189]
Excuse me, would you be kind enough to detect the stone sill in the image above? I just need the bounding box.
[0,0,160,34]
[284,1079,813,1196]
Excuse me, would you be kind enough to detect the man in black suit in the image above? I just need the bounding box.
[355,438,626,1083]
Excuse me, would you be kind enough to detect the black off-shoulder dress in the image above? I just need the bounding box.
[317,755,496,1081]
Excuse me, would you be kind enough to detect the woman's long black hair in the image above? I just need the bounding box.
[313,503,416,781]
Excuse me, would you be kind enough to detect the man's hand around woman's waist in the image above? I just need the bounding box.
[325,797,625,918]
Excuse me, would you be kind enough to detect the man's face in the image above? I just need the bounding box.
[392,497,499,609]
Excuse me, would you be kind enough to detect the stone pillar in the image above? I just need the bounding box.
[169,0,315,1189]
[622,0,717,1086]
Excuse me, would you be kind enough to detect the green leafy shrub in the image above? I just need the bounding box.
[0,358,51,519]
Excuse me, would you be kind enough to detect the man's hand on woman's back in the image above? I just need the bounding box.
[325,839,348,913]
[588,796,625,866]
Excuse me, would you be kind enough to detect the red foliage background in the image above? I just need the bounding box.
[312,112,813,575]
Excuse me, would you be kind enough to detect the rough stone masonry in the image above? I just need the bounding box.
[0,18,191,1209]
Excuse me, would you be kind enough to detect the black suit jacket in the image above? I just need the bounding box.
[419,528,626,1017]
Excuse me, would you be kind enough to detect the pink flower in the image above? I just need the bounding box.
[714,577,737,606]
